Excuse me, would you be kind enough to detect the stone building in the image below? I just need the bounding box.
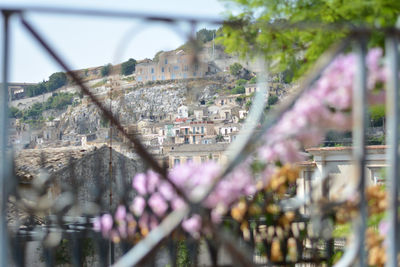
[8,82,37,100]
[296,145,387,209]
[135,50,213,82]
[168,143,230,167]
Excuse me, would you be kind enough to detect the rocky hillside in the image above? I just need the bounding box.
[56,78,223,135]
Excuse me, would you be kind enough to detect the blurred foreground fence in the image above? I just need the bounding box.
[1,6,400,267]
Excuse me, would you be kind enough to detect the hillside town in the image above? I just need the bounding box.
[8,46,290,170]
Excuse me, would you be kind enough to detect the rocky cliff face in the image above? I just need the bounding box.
[56,79,221,136]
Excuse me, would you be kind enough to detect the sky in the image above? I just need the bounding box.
[0,0,229,82]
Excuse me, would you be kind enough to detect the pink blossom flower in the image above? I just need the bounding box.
[100,214,113,237]
[158,181,175,201]
[131,196,146,216]
[132,173,147,195]
[115,205,126,221]
[147,170,160,193]
[148,193,168,217]
[182,215,202,238]
[171,197,185,210]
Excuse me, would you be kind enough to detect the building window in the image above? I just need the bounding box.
[174,158,180,166]
[201,126,204,134]
[162,67,164,72]
[165,59,168,64]
[192,127,195,133]
[195,64,199,71]
[186,157,193,163]
[192,136,196,143]
[151,68,154,73]
[185,128,188,135]
[162,75,165,80]
[137,76,142,81]
[193,72,196,76]
[174,66,179,71]
[152,76,156,81]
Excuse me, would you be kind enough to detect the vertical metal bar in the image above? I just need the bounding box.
[352,37,368,267]
[0,10,11,267]
[385,33,399,267]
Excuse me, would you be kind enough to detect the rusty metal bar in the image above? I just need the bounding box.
[0,10,11,267]
[385,33,400,267]
[352,36,368,267]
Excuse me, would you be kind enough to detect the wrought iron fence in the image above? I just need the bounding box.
[0,5,399,267]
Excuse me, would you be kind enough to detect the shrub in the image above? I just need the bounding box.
[25,72,67,97]
[231,85,245,94]
[46,72,67,92]
[229,63,243,76]
[121,58,137,76]
[101,64,112,77]
[236,79,247,87]
[249,76,257,84]
[196,28,216,43]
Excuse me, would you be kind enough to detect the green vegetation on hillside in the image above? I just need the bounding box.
[26,72,67,97]
[10,92,76,123]
[121,58,137,76]
[196,28,216,43]
[229,63,243,77]
[101,64,112,77]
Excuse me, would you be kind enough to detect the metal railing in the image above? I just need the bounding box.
[0,5,399,267]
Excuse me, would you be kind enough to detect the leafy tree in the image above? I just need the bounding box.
[101,64,112,77]
[26,81,47,97]
[229,63,243,77]
[25,102,44,119]
[44,92,74,110]
[249,77,257,84]
[231,85,245,94]
[236,79,248,87]
[196,28,216,43]
[46,72,67,92]
[236,95,245,105]
[121,58,137,76]
[219,0,400,81]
